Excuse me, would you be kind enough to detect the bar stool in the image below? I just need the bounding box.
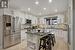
[48,34,56,46]
[39,36,48,50]
[46,35,52,50]
[39,35,52,50]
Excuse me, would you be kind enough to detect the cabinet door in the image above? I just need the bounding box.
[3,36,12,48]
[3,15,11,35]
[13,33,21,44]
[3,15,11,23]
[21,30,27,41]
[3,15,12,48]
[11,17,21,43]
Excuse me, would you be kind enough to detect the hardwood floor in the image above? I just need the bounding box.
[0,38,69,50]
[52,38,69,50]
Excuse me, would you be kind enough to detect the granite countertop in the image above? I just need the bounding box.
[26,32,50,36]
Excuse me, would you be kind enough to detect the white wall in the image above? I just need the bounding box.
[73,0,75,50]
[73,9,75,50]
[67,0,73,50]
[0,9,3,48]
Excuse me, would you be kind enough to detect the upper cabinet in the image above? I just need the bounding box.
[31,17,37,25]
[21,14,37,25]
[21,17,26,24]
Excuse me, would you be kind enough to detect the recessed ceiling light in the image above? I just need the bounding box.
[28,8,30,11]
[55,9,58,12]
[39,13,42,15]
[43,8,46,10]
[35,1,39,5]
[49,0,52,3]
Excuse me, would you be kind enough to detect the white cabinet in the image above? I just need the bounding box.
[32,19,37,25]
[54,30,68,43]
[21,17,26,24]
[21,30,27,41]
[31,17,37,25]
[0,15,3,48]
[27,34,40,50]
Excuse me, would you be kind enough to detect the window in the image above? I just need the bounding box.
[45,16,58,25]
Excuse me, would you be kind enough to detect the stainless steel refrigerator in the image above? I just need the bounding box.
[3,15,21,48]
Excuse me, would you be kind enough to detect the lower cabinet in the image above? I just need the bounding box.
[27,34,40,50]
[3,36,12,48]
[27,41,36,50]
[21,30,27,41]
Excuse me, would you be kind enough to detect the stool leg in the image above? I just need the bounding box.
[54,36,56,43]
[49,40,52,50]
[48,36,52,50]
[52,38,54,46]
[44,39,46,50]
[39,39,41,50]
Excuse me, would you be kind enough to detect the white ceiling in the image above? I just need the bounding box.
[9,0,68,16]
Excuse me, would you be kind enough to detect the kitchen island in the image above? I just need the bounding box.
[26,32,50,50]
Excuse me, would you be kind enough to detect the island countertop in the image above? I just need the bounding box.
[26,32,51,37]
[26,32,52,50]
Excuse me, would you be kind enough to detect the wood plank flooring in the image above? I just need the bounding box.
[0,38,69,50]
[52,38,69,50]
